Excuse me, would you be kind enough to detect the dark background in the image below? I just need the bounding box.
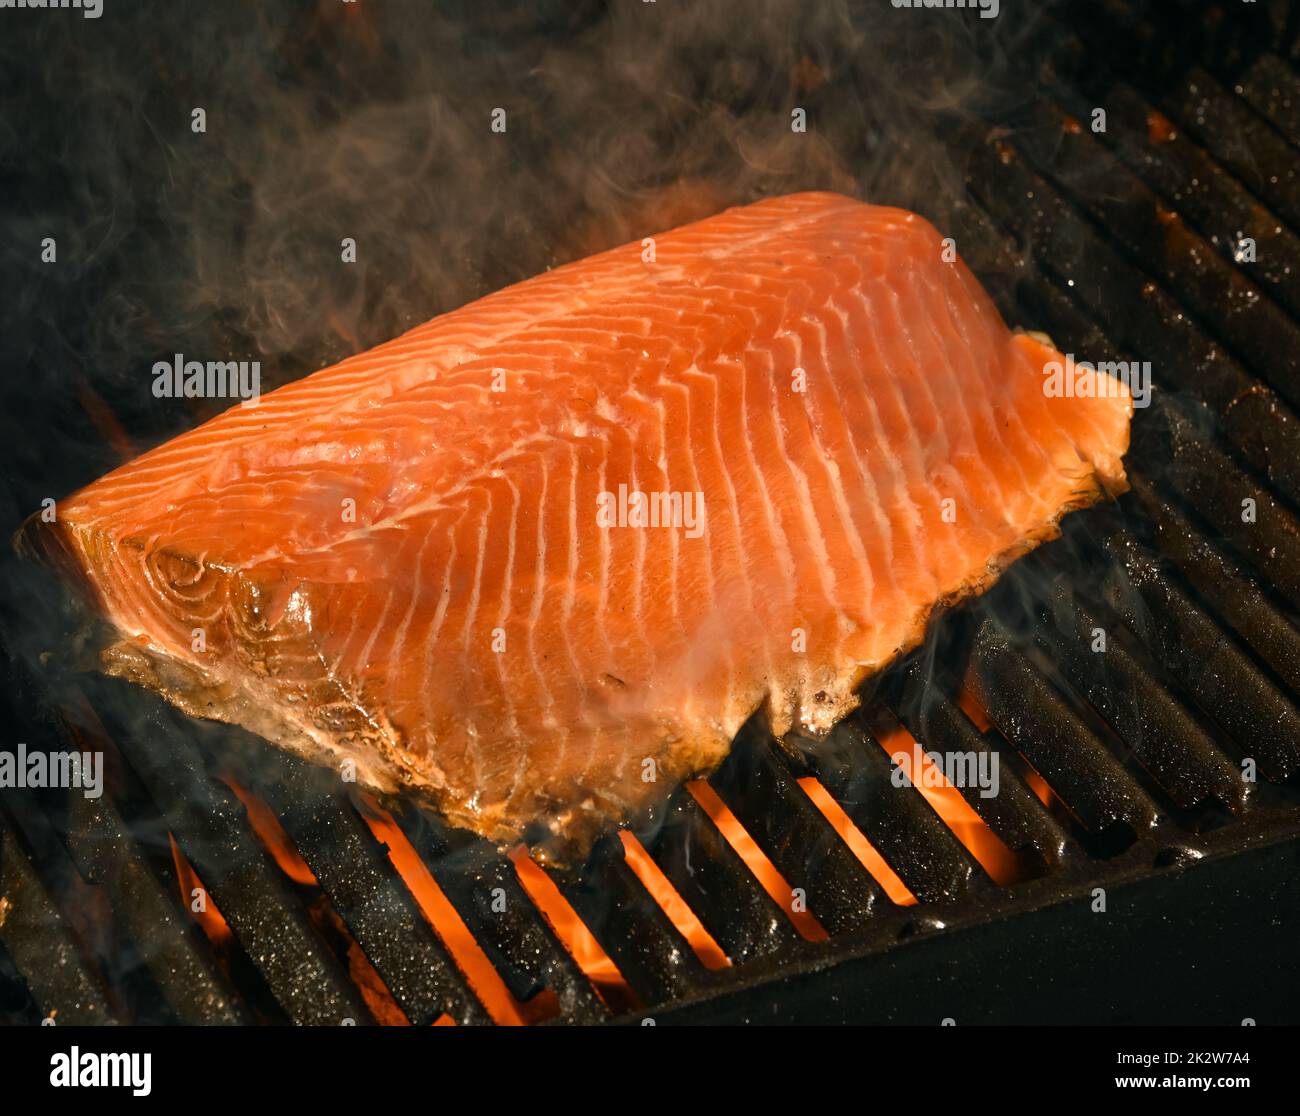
[1,0,1299,1028]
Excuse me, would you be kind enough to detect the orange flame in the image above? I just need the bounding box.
[222,778,316,885]
[873,724,1024,885]
[687,781,829,942]
[168,833,236,947]
[1023,768,1056,808]
[509,845,639,1014]
[796,777,918,906]
[956,684,993,733]
[354,795,557,1026]
[1147,110,1178,144]
[617,832,729,970]
[222,778,409,1026]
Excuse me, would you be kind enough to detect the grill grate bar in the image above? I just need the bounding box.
[1025,570,1247,812]
[1237,54,1300,149]
[1138,399,1300,609]
[1156,65,1300,231]
[1128,473,1300,698]
[1099,525,1300,782]
[957,97,1300,800]
[799,717,989,904]
[942,9,1300,500]
[925,111,1300,816]
[548,837,717,1009]
[947,132,1300,833]
[968,622,1163,841]
[60,778,248,1024]
[962,135,1300,508]
[707,723,886,935]
[392,808,606,1024]
[0,810,115,1025]
[1039,69,1300,322]
[1010,96,1300,407]
[1073,1,1300,222]
[891,662,1076,865]
[229,749,488,1026]
[1,655,249,1024]
[643,789,803,965]
[80,676,377,1025]
[0,785,177,1023]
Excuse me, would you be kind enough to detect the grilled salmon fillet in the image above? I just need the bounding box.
[20,193,1131,856]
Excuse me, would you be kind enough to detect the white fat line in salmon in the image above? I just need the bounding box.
[1043,353,1152,409]
[891,0,999,20]
[0,743,103,799]
[890,742,1000,799]
[596,484,706,539]
[152,353,261,406]
[0,0,102,17]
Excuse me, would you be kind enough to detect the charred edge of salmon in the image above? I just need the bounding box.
[97,638,396,784]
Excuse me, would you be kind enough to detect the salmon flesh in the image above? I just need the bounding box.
[21,193,1132,855]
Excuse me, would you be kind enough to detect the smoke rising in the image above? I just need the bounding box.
[0,0,1040,654]
[0,0,1033,491]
